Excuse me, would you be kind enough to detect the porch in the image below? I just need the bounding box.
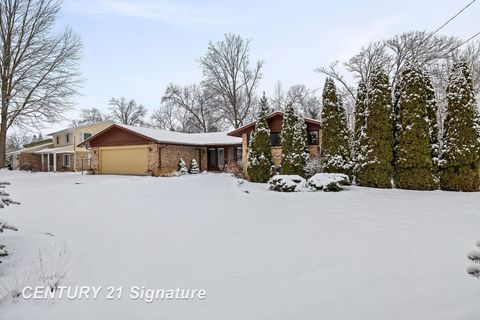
[35,146,75,172]
[206,145,242,171]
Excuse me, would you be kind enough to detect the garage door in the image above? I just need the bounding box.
[99,146,148,175]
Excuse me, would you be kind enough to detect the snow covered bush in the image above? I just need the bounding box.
[177,158,188,175]
[0,182,19,260]
[189,159,200,174]
[304,157,324,179]
[281,104,308,176]
[467,241,480,279]
[307,173,350,192]
[268,175,307,192]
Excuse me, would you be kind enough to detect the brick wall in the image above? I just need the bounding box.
[157,144,207,176]
[75,151,91,171]
[90,147,99,173]
[19,153,42,171]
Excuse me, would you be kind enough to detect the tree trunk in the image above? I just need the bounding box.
[0,114,7,168]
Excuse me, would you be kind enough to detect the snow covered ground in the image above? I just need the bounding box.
[0,170,480,319]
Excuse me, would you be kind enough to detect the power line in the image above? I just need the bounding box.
[430,0,477,37]
[449,31,480,53]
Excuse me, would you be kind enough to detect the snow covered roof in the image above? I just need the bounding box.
[79,124,242,147]
[117,124,242,146]
[48,120,114,136]
[6,142,54,155]
[34,145,75,154]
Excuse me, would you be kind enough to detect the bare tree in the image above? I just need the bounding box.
[270,80,286,112]
[0,0,82,166]
[109,97,147,126]
[316,31,478,131]
[160,83,223,133]
[6,130,32,150]
[286,84,321,119]
[199,33,263,128]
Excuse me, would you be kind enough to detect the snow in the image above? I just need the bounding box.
[1,171,480,319]
[307,173,350,191]
[116,124,242,146]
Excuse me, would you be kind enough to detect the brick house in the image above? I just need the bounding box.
[7,139,53,171]
[36,121,114,172]
[227,111,322,177]
[78,124,242,176]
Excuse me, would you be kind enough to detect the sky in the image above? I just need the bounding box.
[42,0,480,133]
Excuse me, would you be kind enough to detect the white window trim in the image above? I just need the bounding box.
[81,132,92,141]
[63,154,71,167]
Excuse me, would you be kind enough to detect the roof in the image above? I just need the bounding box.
[34,145,75,154]
[48,120,115,136]
[6,142,54,156]
[23,138,53,148]
[227,111,321,137]
[78,123,242,147]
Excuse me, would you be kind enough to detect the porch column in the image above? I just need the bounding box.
[47,154,50,172]
[53,153,57,172]
[41,154,44,171]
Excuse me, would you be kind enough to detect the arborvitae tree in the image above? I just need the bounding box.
[177,158,188,175]
[440,60,480,191]
[189,159,200,174]
[247,94,274,182]
[353,81,367,173]
[286,114,309,176]
[321,78,352,176]
[280,102,297,175]
[425,74,440,175]
[394,63,437,190]
[356,67,394,188]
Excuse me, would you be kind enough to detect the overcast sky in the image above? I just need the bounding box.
[44,0,480,132]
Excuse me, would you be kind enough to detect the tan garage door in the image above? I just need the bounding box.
[99,146,148,175]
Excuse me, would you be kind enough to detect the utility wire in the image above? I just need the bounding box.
[430,0,477,37]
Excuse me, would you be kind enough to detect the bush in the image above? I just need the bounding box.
[189,159,200,174]
[268,175,307,192]
[177,158,188,175]
[304,157,324,179]
[307,173,350,192]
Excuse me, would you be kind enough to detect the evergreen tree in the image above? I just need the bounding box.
[288,113,309,176]
[189,159,200,174]
[353,81,367,173]
[321,78,352,176]
[425,73,440,177]
[280,102,297,175]
[356,67,394,188]
[247,93,274,182]
[440,60,480,191]
[394,63,436,190]
[177,158,188,175]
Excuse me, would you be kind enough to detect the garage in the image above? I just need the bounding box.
[99,146,148,175]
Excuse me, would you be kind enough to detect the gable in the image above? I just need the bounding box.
[85,125,156,147]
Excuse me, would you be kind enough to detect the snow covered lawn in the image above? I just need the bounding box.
[1,171,480,319]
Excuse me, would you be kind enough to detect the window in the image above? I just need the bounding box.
[308,131,319,145]
[63,154,71,167]
[81,132,92,141]
[56,136,59,144]
[236,147,242,166]
[270,133,282,146]
[65,133,70,143]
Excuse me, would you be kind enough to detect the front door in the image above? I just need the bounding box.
[207,148,216,170]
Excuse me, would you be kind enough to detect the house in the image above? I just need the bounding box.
[6,139,53,171]
[227,111,322,177]
[36,121,114,172]
[78,124,242,176]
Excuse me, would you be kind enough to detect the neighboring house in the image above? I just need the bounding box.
[36,121,114,172]
[227,111,322,177]
[78,124,242,176]
[6,139,53,171]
